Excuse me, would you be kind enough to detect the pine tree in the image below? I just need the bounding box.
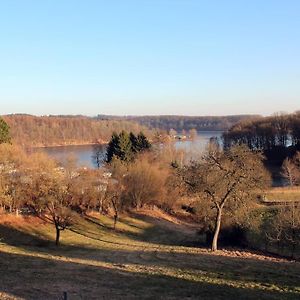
[118,131,133,162]
[0,118,11,144]
[106,131,151,163]
[136,132,151,151]
[129,132,138,153]
[106,132,120,163]
[106,131,134,163]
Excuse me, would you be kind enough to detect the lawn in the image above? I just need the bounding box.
[0,210,299,300]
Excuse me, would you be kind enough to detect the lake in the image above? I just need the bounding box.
[39,131,223,168]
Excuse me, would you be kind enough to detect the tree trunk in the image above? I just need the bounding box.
[112,201,118,230]
[55,226,60,246]
[113,212,118,230]
[211,208,222,251]
[98,198,103,213]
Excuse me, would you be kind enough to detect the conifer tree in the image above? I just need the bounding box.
[0,118,11,144]
[106,131,151,163]
[136,132,151,151]
[106,132,120,163]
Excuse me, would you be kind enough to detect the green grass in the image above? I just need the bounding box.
[0,211,299,300]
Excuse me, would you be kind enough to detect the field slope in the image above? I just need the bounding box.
[0,210,299,300]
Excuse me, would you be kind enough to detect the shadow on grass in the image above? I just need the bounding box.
[0,250,299,300]
[124,211,202,246]
[0,224,299,295]
[81,213,197,247]
[84,212,199,247]
[83,215,107,229]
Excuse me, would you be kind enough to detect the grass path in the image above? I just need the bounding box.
[0,210,299,299]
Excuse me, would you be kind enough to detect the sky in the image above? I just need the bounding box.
[0,0,299,116]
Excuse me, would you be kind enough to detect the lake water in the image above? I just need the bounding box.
[40,131,223,168]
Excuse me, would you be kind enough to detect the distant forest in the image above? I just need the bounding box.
[96,114,258,132]
[223,112,300,164]
[3,115,152,147]
[2,114,260,147]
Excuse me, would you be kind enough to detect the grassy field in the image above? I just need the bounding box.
[264,187,300,203]
[0,210,299,300]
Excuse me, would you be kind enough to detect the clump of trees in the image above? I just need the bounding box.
[106,131,151,163]
[266,203,300,258]
[0,146,90,245]
[0,142,173,244]
[223,112,300,155]
[252,203,300,259]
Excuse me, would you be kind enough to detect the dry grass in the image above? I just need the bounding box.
[264,187,300,202]
[0,211,299,300]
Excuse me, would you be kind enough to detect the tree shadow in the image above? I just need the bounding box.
[0,224,299,294]
[0,223,52,248]
[120,211,199,246]
[83,215,107,229]
[82,212,198,247]
[0,250,298,300]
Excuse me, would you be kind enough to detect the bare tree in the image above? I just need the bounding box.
[181,145,270,251]
[46,197,75,246]
[189,128,198,140]
[265,203,300,258]
[122,159,167,209]
[282,157,299,186]
[104,181,122,229]
[22,153,75,246]
[92,143,104,169]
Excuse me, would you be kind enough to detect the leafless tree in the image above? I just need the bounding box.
[282,157,299,186]
[181,144,270,251]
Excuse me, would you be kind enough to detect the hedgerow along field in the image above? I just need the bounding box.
[0,210,299,300]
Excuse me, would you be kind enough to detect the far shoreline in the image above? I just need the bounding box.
[24,130,223,149]
[29,141,108,149]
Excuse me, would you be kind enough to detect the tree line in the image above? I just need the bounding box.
[223,112,300,153]
[2,114,154,147]
[97,114,257,131]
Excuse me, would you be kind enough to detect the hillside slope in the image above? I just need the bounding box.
[0,210,299,300]
[2,114,152,147]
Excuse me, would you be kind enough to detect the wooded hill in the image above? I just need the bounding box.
[223,112,300,164]
[2,114,258,147]
[2,114,152,147]
[223,113,300,149]
[96,114,258,131]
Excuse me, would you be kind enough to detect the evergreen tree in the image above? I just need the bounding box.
[106,131,133,163]
[0,118,11,144]
[106,131,151,163]
[106,132,120,163]
[136,132,151,151]
[117,131,133,162]
[129,132,138,153]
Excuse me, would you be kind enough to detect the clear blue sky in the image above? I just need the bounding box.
[0,0,299,116]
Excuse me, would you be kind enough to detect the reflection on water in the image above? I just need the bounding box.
[175,131,222,157]
[40,144,107,169]
[39,131,223,168]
